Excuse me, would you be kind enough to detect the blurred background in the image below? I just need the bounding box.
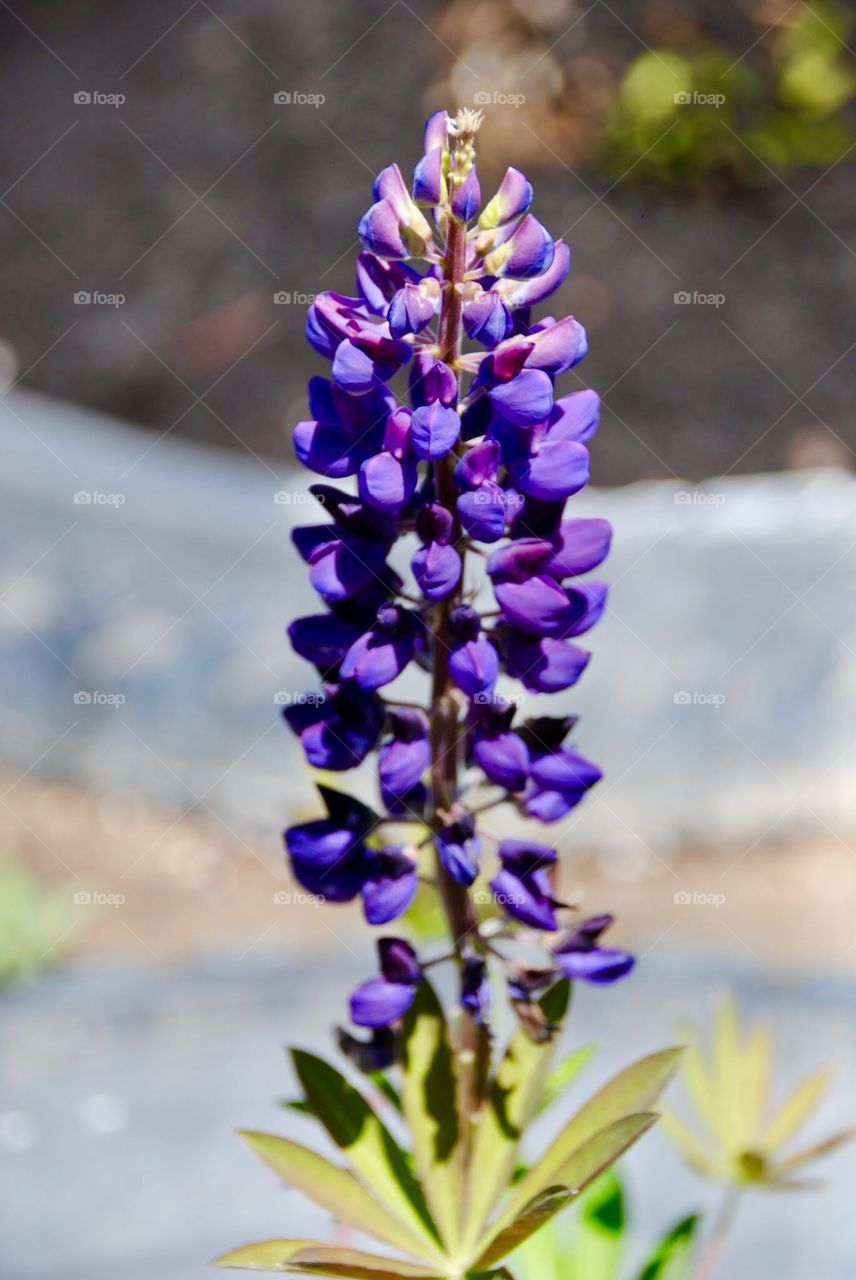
[1,1,855,1277]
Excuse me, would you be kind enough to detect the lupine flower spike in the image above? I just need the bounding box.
[219,110,677,1280]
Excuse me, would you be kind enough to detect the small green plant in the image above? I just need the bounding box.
[0,861,76,986]
[217,982,680,1278]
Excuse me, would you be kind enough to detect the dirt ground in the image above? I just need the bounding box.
[3,767,855,977]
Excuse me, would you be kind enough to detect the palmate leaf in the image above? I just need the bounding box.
[214,1239,448,1278]
[489,1048,681,1233]
[473,1113,658,1270]
[634,1213,699,1280]
[762,1068,834,1149]
[401,980,463,1255]
[462,981,571,1252]
[535,1044,596,1118]
[237,1131,443,1264]
[291,1050,440,1255]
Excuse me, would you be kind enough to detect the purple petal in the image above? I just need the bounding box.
[412,541,461,601]
[413,146,445,205]
[379,736,431,796]
[339,630,416,689]
[495,240,571,309]
[473,730,530,792]
[457,483,507,542]
[546,390,601,444]
[560,581,608,637]
[504,632,591,693]
[454,438,500,488]
[494,574,573,637]
[358,199,408,259]
[350,976,417,1026]
[411,402,461,459]
[288,614,361,667]
[525,317,588,375]
[485,213,555,279]
[449,635,499,698]
[463,291,512,349]
[451,168,481,222]
[332,339,384,394]
[358,452,417,513]
[490,866,558,931]
[479,166,533,229]
[511,440,590,502]
[540,518,612,578]
[489,369,553,427]
[556,948,635,985]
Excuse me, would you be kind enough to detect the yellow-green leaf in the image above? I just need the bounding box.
[401,980,463,1255]
[763,1069,834,1149]
[562,1170,624,1280]
[493,1048,681,1229]
[768,1127,856,1176]
[216,1239,448,1278]
[291,1050,440,1254]
[238,1131,444,1263]
[536,1043,595,1117]
[659,1111,720,1179]
[474,1114,658,1269]
[462,981,571,1251]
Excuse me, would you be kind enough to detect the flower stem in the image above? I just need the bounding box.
[692,1188,741,1280]
[429,204,486,1129]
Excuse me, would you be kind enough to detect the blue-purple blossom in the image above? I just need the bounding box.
[283,107,634,1037]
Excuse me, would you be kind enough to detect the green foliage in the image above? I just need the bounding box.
[0,862,76,986]
[217,979,676,1277]
[513,1171,699,1280]
[602,2,856,190]
[662,994,856,1189]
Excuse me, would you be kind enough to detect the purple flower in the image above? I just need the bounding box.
[448,606,499,699]
[470,700,530,793]
[283,681,384,771]
[378,709,430,800]
[284,787,377,902]
[460,953,489,1022]
[436,810,480,886]
[350,937,422,1027]
[361,847,419,924]
[412,503,461,601]
[491,840,562,931]
[553,915,635,985]
[339,605,422,690]
[517,716,602,821]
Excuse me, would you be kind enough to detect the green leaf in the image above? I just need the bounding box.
[462,981,571,1251]
[238,1131,443,1263]
[763,1069,833,1149]
[563,1170,624,1280]
[215,1240,447,1278]
[536,1044,595,1117]
[635,1213,699,1280]
[493,1048,681,1228]
[291,1050,440,1254]
[474,1114,658,1269]
[401,980,463,1255]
